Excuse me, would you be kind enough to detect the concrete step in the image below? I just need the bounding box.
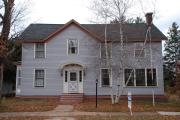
[60,93,84,103]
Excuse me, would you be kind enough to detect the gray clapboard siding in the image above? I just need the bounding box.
[17,24,164,96]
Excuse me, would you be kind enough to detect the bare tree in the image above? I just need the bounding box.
[90,0,134,104]
[0,0,30,103]
[90,0,158,104]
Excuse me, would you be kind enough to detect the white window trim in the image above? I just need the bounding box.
[33,68,46,88]
[123,68,158,87]
[34,43,46,59]
[100,68,112,87]
[67,39,79,55]
[134,43,146,58]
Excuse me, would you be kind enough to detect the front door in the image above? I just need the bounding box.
[68,71,78,93]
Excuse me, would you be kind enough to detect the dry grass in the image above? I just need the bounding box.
[0,98,59,112]
[77,115,180,120]
[74,99,180,112]
[0,116,47,120]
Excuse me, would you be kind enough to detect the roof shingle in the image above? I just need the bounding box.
[18,22,167,42]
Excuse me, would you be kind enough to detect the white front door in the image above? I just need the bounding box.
[68,71,78,93]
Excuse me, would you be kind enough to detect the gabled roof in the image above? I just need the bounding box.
[18,19,167,43]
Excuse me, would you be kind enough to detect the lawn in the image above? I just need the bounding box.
[0,98,59,112]
[0,116,46,120]
[74,99,180,112]
[77,115,180,120]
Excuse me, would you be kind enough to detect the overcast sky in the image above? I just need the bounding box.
[16,0,180,35]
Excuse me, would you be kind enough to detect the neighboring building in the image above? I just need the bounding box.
[16,19,167,102]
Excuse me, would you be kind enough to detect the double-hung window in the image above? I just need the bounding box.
[68,39,78,55]
[34,69,45,87]
[35,43,45,58]
[100,43,112,59]
[101,68,111,87]
[17,67,22,86]
[134,43,145,58]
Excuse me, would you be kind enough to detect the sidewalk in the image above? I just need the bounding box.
[0,105,179,118]
[0,111,158,117]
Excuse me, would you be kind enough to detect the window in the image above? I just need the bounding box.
[124,69,134,86]
[79,71,82,82]
[34,69,45,87]
[68,39,78,54]
[70,72,77,81]
[136,69,145,86]
[35,43,45,58]
[101,69,111,87]
[65,71,68,82]
[134,43,145,58]
[17,67,22,86]
[124,68,157,87]
[147,69,157,86]
[100,43,112,59]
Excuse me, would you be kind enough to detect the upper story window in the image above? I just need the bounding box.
[134,43,145,58]
[35,43,45,58]
[68,39,78,55]
[100,43,112,59]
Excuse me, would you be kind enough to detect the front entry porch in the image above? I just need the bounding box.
[60,63,85,103]
[61,63,84,94]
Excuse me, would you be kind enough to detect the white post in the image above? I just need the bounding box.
[128,91,132,116]
[152,89,155,106]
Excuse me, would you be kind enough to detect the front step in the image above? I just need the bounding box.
[60,93,84,103]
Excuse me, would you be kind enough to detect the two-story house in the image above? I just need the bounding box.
[16,19,167,102]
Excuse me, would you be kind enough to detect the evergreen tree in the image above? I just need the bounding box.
[164,22,180,88]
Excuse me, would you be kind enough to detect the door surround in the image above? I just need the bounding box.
[61,63,84,93]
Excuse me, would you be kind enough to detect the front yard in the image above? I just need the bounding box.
[74,99,180,112]
[0,98,59,112]
[0,94,180,113]
[77,115,180,120]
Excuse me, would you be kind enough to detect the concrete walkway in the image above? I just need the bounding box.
[158,111,180,116]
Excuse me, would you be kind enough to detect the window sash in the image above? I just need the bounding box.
[134,43,145,58]
[101,69,110,87]
[68,39,78,54]
[124,69,134,86]
[35,43,45,58]
[100,43,112,59]
[136,69,145,86]
[147,69,157,86]
[79,71,82,82]
[35,70,45,87]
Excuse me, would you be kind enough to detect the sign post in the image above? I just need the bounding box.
[128,91,132,116]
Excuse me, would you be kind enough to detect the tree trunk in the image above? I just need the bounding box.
[0,63,4,104]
